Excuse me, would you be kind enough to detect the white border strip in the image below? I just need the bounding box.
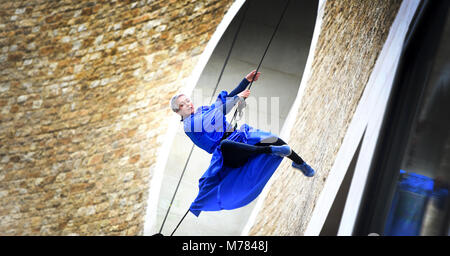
[143,0,247,235]
[337,0,420,236]
[241,0,327,236]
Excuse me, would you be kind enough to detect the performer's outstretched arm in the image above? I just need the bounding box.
[219,70,260,114]
[228,70,260,97]
[228,78,250,97]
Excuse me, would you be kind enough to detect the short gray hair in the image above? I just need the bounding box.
[170,93,184,113]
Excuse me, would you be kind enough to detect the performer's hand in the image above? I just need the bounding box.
[238,89,250,99]
[245,70,261,82]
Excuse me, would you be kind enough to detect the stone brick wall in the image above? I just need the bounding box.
[0,0,234,235]
[248,0,402,235]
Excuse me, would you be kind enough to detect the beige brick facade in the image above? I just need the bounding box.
[0,0,408,236]
[0,0,234,235]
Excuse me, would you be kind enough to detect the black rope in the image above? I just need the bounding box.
[230,0,291,129]
[170,209,190,236]
[159,0,290,236]
[157,0,251,236]
[211,0,251,101]
[249,0,291,90]
[158,145,194,234]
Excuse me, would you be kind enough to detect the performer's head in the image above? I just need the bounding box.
[170,93,194,119]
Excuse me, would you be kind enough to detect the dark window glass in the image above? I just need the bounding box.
[355,0,450,236]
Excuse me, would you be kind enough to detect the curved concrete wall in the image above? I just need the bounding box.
[248,0,402,235]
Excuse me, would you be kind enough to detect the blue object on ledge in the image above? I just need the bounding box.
[384,170,434,236]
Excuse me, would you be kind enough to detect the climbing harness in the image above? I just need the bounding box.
[156,0,291,236]
[234,96,247,122]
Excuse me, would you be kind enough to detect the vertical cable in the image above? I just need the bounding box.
[230,0,291,128]
[157,0,251,235]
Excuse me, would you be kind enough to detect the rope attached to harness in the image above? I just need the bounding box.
[157,0,290,236]
[230,0,291,130]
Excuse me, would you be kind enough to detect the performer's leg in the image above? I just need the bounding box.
[220,138,312,177]
[220,140,271,168]
[257,137,314,176]
[256,137,304,164]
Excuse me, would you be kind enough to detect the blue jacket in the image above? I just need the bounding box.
[182,79,283,216]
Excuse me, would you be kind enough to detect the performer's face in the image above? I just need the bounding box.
[177,95,194,117]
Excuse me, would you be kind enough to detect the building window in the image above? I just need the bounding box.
[356,0,450,236]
